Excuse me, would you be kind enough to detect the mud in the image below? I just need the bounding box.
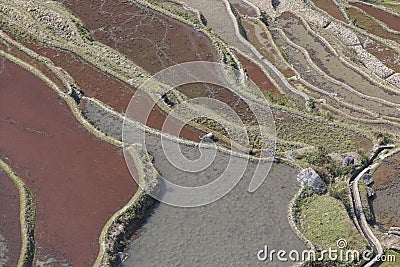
[372,153,400,232]
[58,0,217,74]
[0,169,21,267]
[353,2,400,32]
[311,0,347,22]
[0,59,137,266]
[179,0,307,105]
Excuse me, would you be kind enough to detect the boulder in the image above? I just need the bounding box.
[297,168,327,195]
[342,156,355,167]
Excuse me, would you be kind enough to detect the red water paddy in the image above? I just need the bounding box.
[312,0,347,23]
[0,59,137,266]
[353,2,400,32]
[58,0,217,74]
[24,42,204,142]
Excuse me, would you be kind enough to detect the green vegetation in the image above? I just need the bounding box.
[230,5,248,40]
[72,20,94,42]
[358,180,374,222]
[328,180,351,211]
[277,110,373,154]
[295,193,368,263]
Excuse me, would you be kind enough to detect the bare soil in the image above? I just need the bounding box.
[58,0,217,74]
[0,169,21,267]
[0,59,137,266]
[353,2,400,32]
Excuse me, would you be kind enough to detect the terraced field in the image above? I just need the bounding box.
[0,0,399,266]
[0,59,136,266]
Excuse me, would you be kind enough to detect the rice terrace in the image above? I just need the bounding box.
[0,0,399,266]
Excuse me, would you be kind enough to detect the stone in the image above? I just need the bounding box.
[342,155,355,167]
[297,167,327,194]
[362,174,374,186]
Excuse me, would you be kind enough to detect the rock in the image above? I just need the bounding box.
[342,156,355,167]
[362,174,374,186]
[297,167,327,195]
[201,132,217,142]
[366,187,374,198]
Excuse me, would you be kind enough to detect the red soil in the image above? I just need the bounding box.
[311,0,347,23]
[353,2,400,32]
[235,53,283,98]
[0,59,137,266]
[58,0,217,74]
[0,169,21,267]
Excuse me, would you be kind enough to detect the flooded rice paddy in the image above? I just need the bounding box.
[372,152,400,232]
[78,89,306,266]
[121,160,305,267]
[58,0,217,74]
[274,12,400,119]
[0,59,136,266]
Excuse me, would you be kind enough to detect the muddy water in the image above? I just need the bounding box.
[372,153,400,231]
[353,2,400,32]
[16,40,205,143]
[0,59,137,266]
[59,0,217,74]
[240,18,296,78]
[235,53,283,98]
[0,169,21,267]
[179,0,308,104]
[311,0,347,23]
[121,160,305,266]
[274,13,400,118]
[79,91,306,266]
